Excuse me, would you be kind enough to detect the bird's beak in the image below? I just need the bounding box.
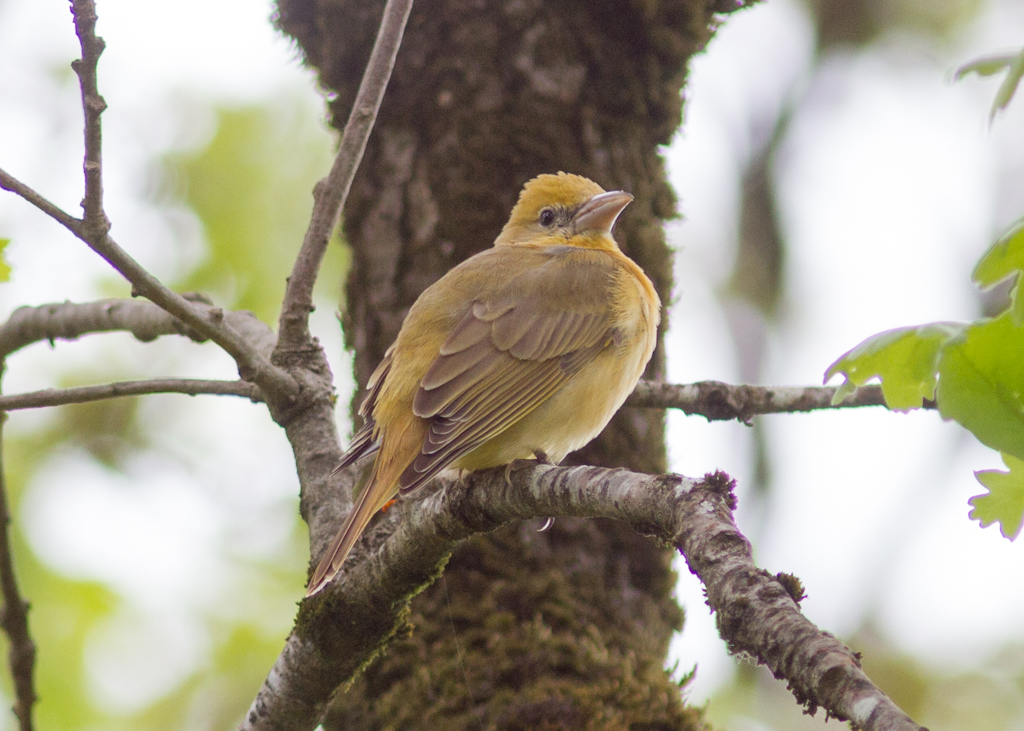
[573,190,633,234]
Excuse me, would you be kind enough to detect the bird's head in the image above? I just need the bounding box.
[495,172,633,251]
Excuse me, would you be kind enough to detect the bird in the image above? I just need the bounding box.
[306,172,661,597]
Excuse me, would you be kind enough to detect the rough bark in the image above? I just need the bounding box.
[276,0,754,727]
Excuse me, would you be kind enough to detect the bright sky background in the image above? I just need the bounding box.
[1,0,1024,719]
[664,0,1024,701]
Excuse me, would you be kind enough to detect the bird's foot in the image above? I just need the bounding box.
[531,451,555,529]
[503,450,554,487]
[504,460,522,486]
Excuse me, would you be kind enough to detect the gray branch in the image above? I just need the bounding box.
[0,409,34,731]
[0,298,276,360]
[276,0,414,352]
[0,164,293,396]
[244,465,925,731]
[0,379,261,412]
[626,380,931,421]
[70,0,108,238]
[0,0,295,403]
[0,170,82,234]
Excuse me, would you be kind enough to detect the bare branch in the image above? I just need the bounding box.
[81,239,295,401]
[0,169,82,233]
[276,0,414,351]
[0,298,276,360]
[626,379,934,421]
[0,1,300,402]
[78,231,297,400]
[0,170,293,400]
[0,386,36,731]
[0,379,261,412]
[70,0,108,237]
[245,466,924,731]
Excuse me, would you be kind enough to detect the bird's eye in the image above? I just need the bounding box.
[539,208,556,227]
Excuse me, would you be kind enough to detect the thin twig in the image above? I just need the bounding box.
[0,379,262,412]
[5,0,298,402]
[70,0,108,238]
[626,379,934,421]
[245,465,924,731]
[0,170,82,233]
[0,164,292,398]
[0,364,35,731]
[276,0,414,351]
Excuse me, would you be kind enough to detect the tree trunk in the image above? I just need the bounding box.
[276,1,751,727]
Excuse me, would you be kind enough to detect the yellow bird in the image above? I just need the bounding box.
[307,172,660,596]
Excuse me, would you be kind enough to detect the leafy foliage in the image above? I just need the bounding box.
[973,218,1024,325]
[971,454,1024,539]
[828,60,1024,540]
[825,323,962,411]
[0,238,10,282]
[938,313,1024,462]
[828,304,1024,538]
[955,46,1024,121]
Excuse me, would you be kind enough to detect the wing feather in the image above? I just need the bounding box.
[399,363,566,493]
[392,247,625,495]
[414,345,504,418]
[438,311,492,356]
[360,346,394,417]
[507,310,563,359]
[419,336,492,390]
[331,423,379,474]
[331,346,394,474]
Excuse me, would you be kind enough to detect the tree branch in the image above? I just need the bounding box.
[244,465,924,731]
[0,170,82,234]
[0,379,261,412]
[626,379,934,421]
[0,298,276,360]
[70,0,108,238]
[0,374,35,731]
[275,0,414,351]
[0,164,293,398]
[0,0,300,402]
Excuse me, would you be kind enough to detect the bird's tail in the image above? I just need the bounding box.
[305,419,421,597]
[305,471,390,597]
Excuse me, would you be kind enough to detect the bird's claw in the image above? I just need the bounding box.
[504,458,535,486]
[504,450,554,486]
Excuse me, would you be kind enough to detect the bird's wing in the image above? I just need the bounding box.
[332,345,394,474]
[398,249,620,493]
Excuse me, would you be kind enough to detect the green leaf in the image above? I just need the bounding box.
[0,237,11,282]
[973,218,1024,324]
[954,53,1016,80]
[992,48,1024,120]
[825,323,964,410]
[954,46,1024,121]
[970,453,1024,540]
[938,312,1024,461]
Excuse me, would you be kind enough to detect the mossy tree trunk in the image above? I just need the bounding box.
[276,1,751,727]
